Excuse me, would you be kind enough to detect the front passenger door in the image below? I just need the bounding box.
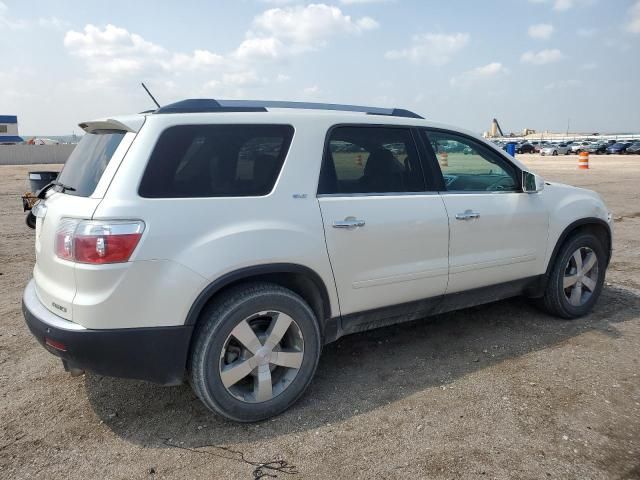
[423,129,549,294]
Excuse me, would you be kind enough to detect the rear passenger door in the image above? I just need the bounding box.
[317,125,449,319]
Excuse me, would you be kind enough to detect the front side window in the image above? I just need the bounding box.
[424,130,519,192]
[139,124,293,198]
[318,126,425,195]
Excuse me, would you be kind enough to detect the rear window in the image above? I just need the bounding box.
[56,130,125,197]
[139,124,294,198]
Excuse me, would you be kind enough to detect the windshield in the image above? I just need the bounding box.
[56,130,125,197]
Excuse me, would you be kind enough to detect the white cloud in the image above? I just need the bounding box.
[64,24,171,75]
[65,25,164,59]
[0,1,25,29]
[248,3,378,54]
[385,32,469,65]
[64,4,380,90]
[1,2,69,30]
[528,23,554,39]
[553,0,574,10]
[37,16,69,29]
[520,48,564,64]
[65,4,379,81]
[627,0,640,33]
[450,62,507,87]
[301,85,322,99]
[234,37,284,61]
[64,24,232,77]
[170,49,225,70]
[340,0,392,3]
[527,0,594,11]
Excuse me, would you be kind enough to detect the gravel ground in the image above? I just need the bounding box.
[1,155,639,479]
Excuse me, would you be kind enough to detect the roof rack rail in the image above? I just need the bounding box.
[154,99,424,119]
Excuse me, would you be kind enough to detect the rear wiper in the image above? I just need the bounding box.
[36,180,76,199]
[53,180,76,192]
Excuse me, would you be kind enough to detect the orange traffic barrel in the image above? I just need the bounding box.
[440,152,449,167]
[578,151,589,170]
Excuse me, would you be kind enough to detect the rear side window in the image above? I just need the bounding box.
[139,124,293,198]
[56,130,125,197]
[318,126,425,194]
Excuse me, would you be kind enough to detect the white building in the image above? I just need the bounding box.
[0,115,24,144]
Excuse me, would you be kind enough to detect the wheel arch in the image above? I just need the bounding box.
[545,217,612,277]
[184,263,334,334]
[526,217,611,299]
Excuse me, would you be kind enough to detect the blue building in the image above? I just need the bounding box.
[0,115,24,144]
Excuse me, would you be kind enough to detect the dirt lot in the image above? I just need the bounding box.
[1,155,639,479]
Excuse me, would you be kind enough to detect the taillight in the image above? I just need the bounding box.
[54,220,144,264]
[55,219,77,260]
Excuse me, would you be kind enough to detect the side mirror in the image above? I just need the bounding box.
[522,171,544,193]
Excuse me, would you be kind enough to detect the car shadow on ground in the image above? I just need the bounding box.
[84,285,640,449]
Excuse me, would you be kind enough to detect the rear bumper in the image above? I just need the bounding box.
[22,279,193,385]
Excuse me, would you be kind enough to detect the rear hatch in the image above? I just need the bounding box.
[33,122,140,321]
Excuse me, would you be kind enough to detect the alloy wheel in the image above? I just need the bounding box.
[219,311,304,403]
[563,247,599,307]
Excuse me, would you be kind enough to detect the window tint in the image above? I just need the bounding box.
[424,131,519,192]
[139,124,293,198]
[56,130,125,197]
[318,126,425,194]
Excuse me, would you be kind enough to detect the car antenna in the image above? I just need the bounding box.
[141,82,161,109]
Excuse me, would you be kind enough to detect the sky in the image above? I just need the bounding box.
[1,0,639,136]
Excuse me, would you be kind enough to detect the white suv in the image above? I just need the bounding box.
[23,99,612,422]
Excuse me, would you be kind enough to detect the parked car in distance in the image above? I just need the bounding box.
[571,141,592,153]
[626,142,640,154]
[606,142,632,154]
[22,98,613,422]
[517,143,536,154]
[529,141,543,153]
[584,142,608,155]
[541,143,571,156]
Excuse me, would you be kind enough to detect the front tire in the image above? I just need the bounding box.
[538,232,606,319]
[189,283,322,422]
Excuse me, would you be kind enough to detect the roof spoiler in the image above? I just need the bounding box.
[78,115,145,134]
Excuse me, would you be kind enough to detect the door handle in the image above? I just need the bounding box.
[333,218,366,229]
[455,210,480,221]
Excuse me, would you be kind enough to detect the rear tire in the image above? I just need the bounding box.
[189,282,321,422]
[25,212,36,229]
[538,232,606,319]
